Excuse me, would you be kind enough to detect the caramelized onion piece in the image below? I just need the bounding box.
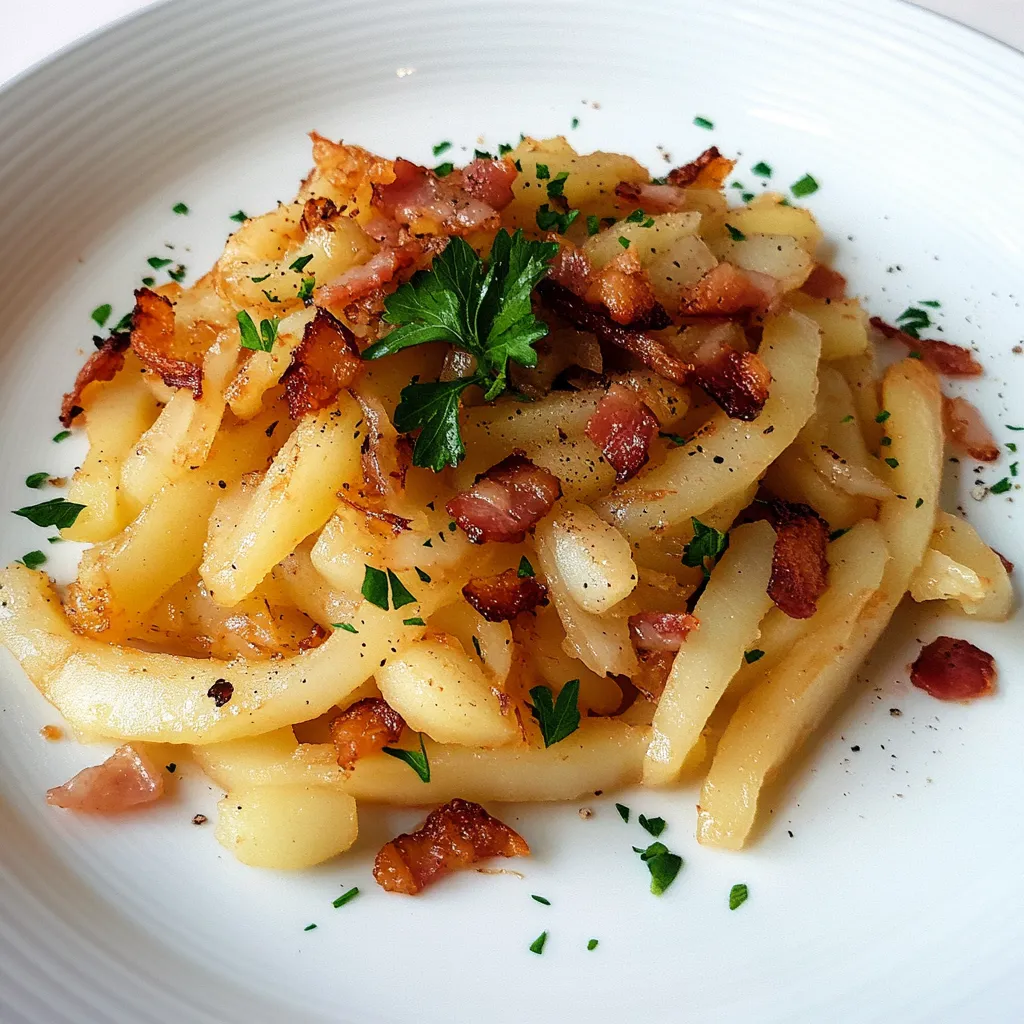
[910,636,995,701]
[373,798,529,894]
[330,697,406,769]
[281,307,362,419]
[59,333,130,426]
[869,318,983,377]
[462,569,549,622]
[46,744,164,814]
[131,288,203,397]
[942,395,1000,462]
[613,180,688,214]
[446,452,562,544]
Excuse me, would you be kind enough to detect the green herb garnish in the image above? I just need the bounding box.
[332,622,358,634]
[172,202,189,215]
[693,116,714,130]
[745,649,765,664]
[536,204,579,233]
[382,733,430,782]
[638,814,666,838]
[332,886,360,908]
[403,616,425,626]
[20,550,47,569]
[751,161,772,178]
[25,472,50,489]
[434,162,454,177]
[289,254,314,272]
[388,570,417,609]
[236,310,279,352]
[725,224,746,241]
[535,163,550,179]
[362,230,558,470]
[617,236,630,248]
[432,141,452,156]
[615,803,630,823]
[790,174,819,197]
[884,457,899,469]
[90,304,112,327]
[13,498,86,529]
[587,939,598,950]
[990,477,1012,494]
[634,841,683,895]
[729,883,749,910]
[52,430,71,443]
[531,895,551,906]
[361,565,390,609]
[586,215,600,236]
[297,277,316,303]
[528,680,581,748]
[682,517,727,578]
[230,210,248,223]
[529,931,548,954]
[146,256,172,269]
[517,556,535,578]
[303,923,317,932]
[875,409,891,423]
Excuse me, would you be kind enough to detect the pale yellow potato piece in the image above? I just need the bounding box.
[910,511,1011,620]
[583,212,701,269]
[534,513,638,678]
[715,235,813,291]
[270,540,360,628]
[697,358,943,848]
[832,351,882,445]
[598,308,821,541]
[643,520,776,786]
[646,235,718,310]
[0,564,457,744]
[544,500,637,614]
[216,785,357,869]
[504,136,649,225]
[195,719,653,803]
[723,201,822,249]
[64,355,162,542]
[201,394,364,606]
[376,636,519,748]
[69,411,281,628]
[789,293,870,361]
[309,504,381,598]
[429,600,514,685]
[119,334,239,515]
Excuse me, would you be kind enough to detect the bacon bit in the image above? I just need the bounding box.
[678,263,779,318]
[338,494,412,536]
[584,249,667,327]
[910,636,995,701]
[130,288,203,398]
[316,242,423,312]
[372,158,502,236]
[455,158,518,210]
[281,308,362,419]
[614,180,688,214]
[300,196,339,233]
[39,724,63,742]
[632,650,673,702]
[585,384,660,482]
[462,569,549,621]
[762,499,830,618]
[362,213,402,245]
[801,265,847,301]
[446,452,562,544]
[537,279,691,385]
[330,697,406,769]
[996,550,1014,575]
[297,622,329,651]
[207,678,233,707]
[942,395,1000,462]
[628,611,700,651]
[373,798,530,894]
[666,146,734,189]
[59,333,130,426]
[46,744,164,814]
[869,318,983,377]
[547,238,594,296]
[689,336,771,421]
[192,813,208,825]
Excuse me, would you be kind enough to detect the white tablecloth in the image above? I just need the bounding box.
[1,0,1022,86]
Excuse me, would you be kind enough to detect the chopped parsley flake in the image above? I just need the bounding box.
[415,567,431,583]
[20,550,46,570]
[531,895,551,906]
[1011,462,1019,477]
[790,174,819,197]
[586,214,600,236]
[517,555,535,578]
[387,569,417,609]
[615,803,630,822]
[236,310,280,352]
[617,236,630,248]
[875,409,891,423]
[751,161,772,178]
[546,172,569,199]
[529,931,548,954]
[626,208,646,224]
[403,616,425,626]
[884,457,900,469]
[146,256,172,269]
[52,430,71,443]
[471,635,483,660]
[332,886,360,908]
[434,162,454,177]
[361,565,390,610]
[829,527,850,541]
[230,210,248,223]
[250,273,271,283]
[536,204,579,233]
[332,622,358,634]
[432,141,452,156]
[12,498,86,529]
[638,814,666,837]
[587,939,599,950]
[297,277,316,303]
[90,304,112,327]
[304,924,317,932]
[840,414,855,424]
[634,841,683,895]
[729,883,749,910]
[990,477,1012,494]
[741,192,755,203]
[725,223,746,241]
[693,116,714,130]
[289,253,314,272]
[25,472,50,489]
[915,498,924,508]
[172,202,189,215]
[382,733,430,782]
[919,299,941,308]
[535,163,550,180]
[571,117,579,130]
[528,680,581,747]
[682,517,727,578]
[744,649,765,664]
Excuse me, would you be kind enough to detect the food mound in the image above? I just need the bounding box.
[0,132,1007,887]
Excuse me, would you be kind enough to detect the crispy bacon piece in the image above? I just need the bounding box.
[666,146,734,189]
[373,798,530,894]
[762,499,830,618]
[628,611,699,652]
[869,318,983,377]
[801,264,847,301]
[280,308,362,419]
[996,550,1014,575]
[632,650,673,702]
[316,245,414,310]
[537,279,691,385]
[131,288,203,397]
[586,384,660,482]
[330,697,406,769]
[678,263,779,318]
[910,636,995,701]
[46,744,164,814]
[942,395,1000,462]
[547,238,594,296]
[462,569,549,621]
[614,180,688,214]
[297,622,329,651]
[689,337,771,421]
[300,196,339,233]
[584,249,666,327]
[207,678,233,706]
[59,333,130,426]
[338,495,411,536]
[372,158,502,236]
[456,158,518,210]
[446,452,562,544]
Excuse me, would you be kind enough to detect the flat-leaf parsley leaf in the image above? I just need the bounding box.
[528,679,581,747]
[382,733,430,782]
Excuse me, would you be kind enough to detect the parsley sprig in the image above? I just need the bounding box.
[361,230,559,470]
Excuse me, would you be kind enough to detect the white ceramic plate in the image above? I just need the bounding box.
[1,1,1022,1020]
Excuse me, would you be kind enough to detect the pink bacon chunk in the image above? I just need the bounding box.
[46,744,164,814]
[628,611,700,652]
[586,384,660,482]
